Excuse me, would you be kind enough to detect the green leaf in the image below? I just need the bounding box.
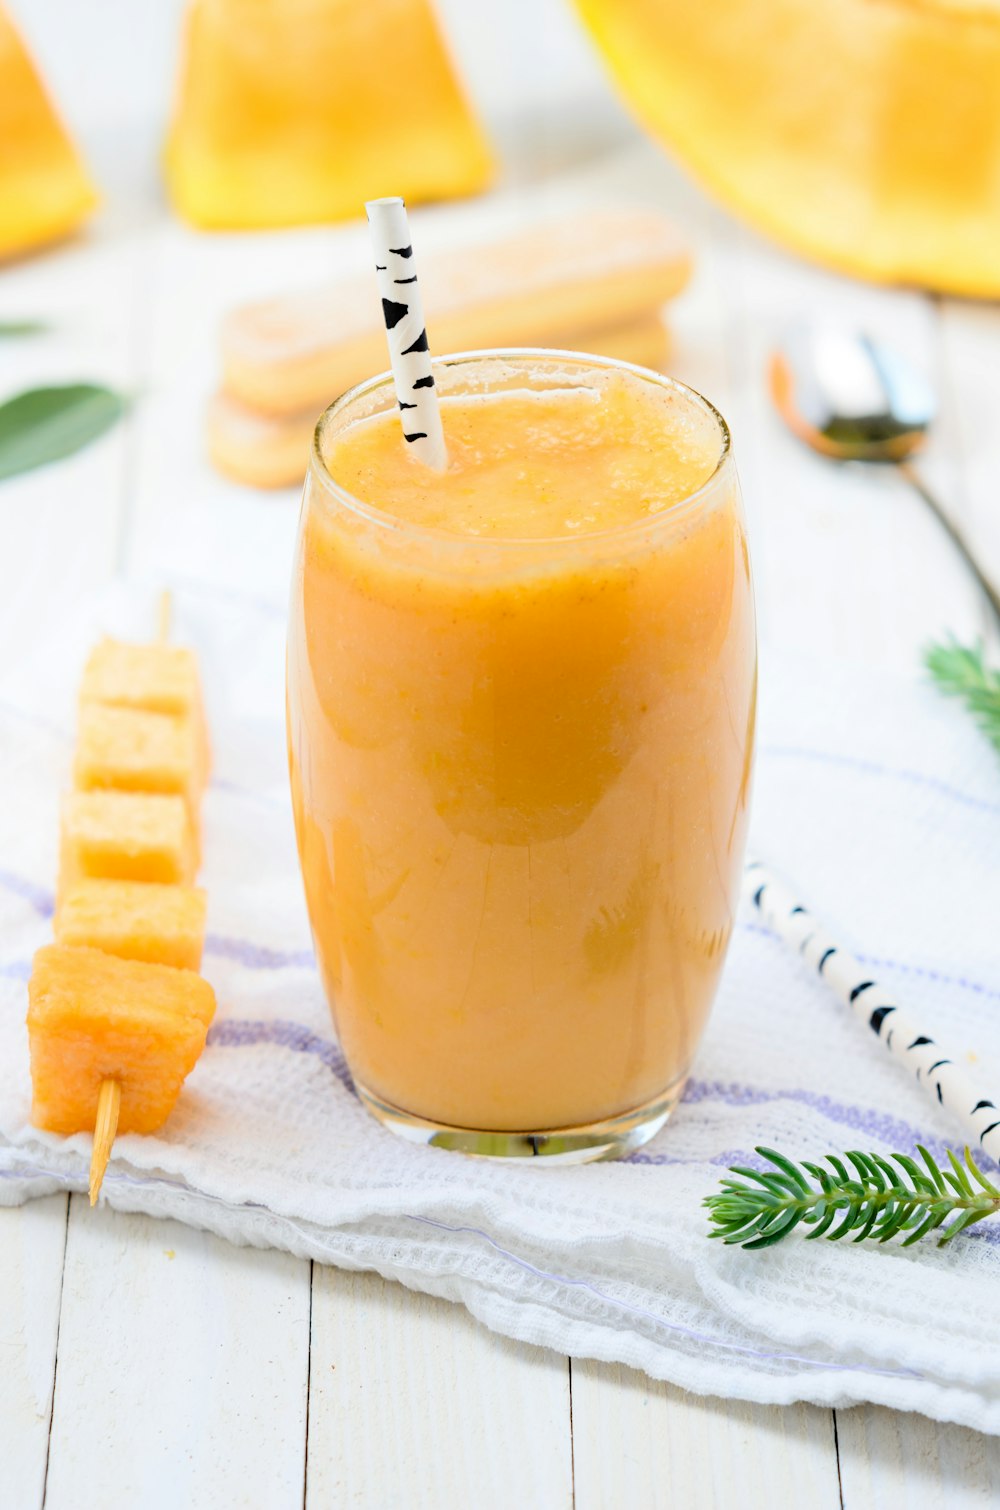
[755,1146,811,1193]
[870,1152,903,1189]
[917,1145,948,1195]
[803,1204,839,1240]
[0,384,126,481]
[924,637,1000,758]
[939,1207,995,1245]
[0,319,47,337]
[946,1147,975,1196]
[902,1205,951,1247]
[966,1147,1000,1198]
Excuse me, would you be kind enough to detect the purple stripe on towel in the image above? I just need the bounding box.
[204,934,315,971]
[742,922,1000,1004]
[0,870,54,919]
[403,1213,921,1378]
[677,1081,955,1166]
[0,863,993,1008]
[761,745,1000,820]
[206,1017,354,1091]
[204,1018,979,1175]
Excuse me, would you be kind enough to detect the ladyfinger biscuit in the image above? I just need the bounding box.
[208,315,671,490]
[221,207,689,416]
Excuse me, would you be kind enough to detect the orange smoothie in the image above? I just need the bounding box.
[287,352,755,1157]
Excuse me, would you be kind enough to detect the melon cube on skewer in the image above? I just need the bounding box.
[55,880,208,971]
[27,944,216,1135]
[80,637,210,774]
[74,704,206,824]
[60,791,197,893]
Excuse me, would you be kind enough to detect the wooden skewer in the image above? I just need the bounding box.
[89,1077,121,1205]
[89,590,175,1204]
[157,588,172,644]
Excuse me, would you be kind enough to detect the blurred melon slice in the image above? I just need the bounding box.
[164,0,493,229]
[574,0,1000,295]
[0,4,97,258]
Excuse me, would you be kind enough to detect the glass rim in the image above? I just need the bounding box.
[309,347,734,551]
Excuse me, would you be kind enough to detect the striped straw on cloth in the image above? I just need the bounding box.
[745,860,1000,1163]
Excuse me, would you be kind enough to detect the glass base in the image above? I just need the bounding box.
[354,1077,686,1164]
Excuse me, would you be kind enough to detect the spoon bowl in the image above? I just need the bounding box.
[769,323,936,463]
[768,320,1000,627]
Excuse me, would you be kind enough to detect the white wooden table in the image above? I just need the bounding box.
[3,17,1000,1504]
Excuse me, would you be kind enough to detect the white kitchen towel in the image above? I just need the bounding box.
[1,584,998,1433]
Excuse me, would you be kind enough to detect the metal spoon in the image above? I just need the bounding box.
[769,322,1000,628]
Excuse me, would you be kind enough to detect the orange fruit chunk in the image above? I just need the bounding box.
[60,791,197,894]
[55,880,208,971]
[74,704,205,827]
[27,944,215,1135]
[79,638,210,774]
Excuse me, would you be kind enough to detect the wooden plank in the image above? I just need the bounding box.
[725,227,980,668]
[306,1267,573,1509]
[836,1404,1000,1508]
[121,216,356,605]
[0,223,146,668]
[571,1359,841,1510]
[936,298,1000,647]
[0,1197,68,1510]
[43,1198,311,1510]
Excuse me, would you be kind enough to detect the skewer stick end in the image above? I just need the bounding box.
[89,1078,121,1205]
[157,589,172,645]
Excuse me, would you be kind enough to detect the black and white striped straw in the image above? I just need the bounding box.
[365,196,447,472]
[745,860,1000,1163]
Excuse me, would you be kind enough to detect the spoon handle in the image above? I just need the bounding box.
[899,460,1000,631]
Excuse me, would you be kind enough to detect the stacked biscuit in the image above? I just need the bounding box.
[208,207,692,489]
[27,630,215,1200]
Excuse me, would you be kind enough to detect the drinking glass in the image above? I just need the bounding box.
[287,350,756,1161]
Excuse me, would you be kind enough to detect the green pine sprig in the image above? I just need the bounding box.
[705,1146,1000,1250]
[924,637,1000,757]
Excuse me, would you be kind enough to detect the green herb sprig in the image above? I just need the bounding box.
[705,1146,1000,1250]
[925,637,1000,757]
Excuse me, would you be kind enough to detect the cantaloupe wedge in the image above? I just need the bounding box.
[574,0,1000,295]
[27,944,215,1135]
[164,0,493,229]
[60,791,197,894]
[0,4,97,258]
[55,880,208,971]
